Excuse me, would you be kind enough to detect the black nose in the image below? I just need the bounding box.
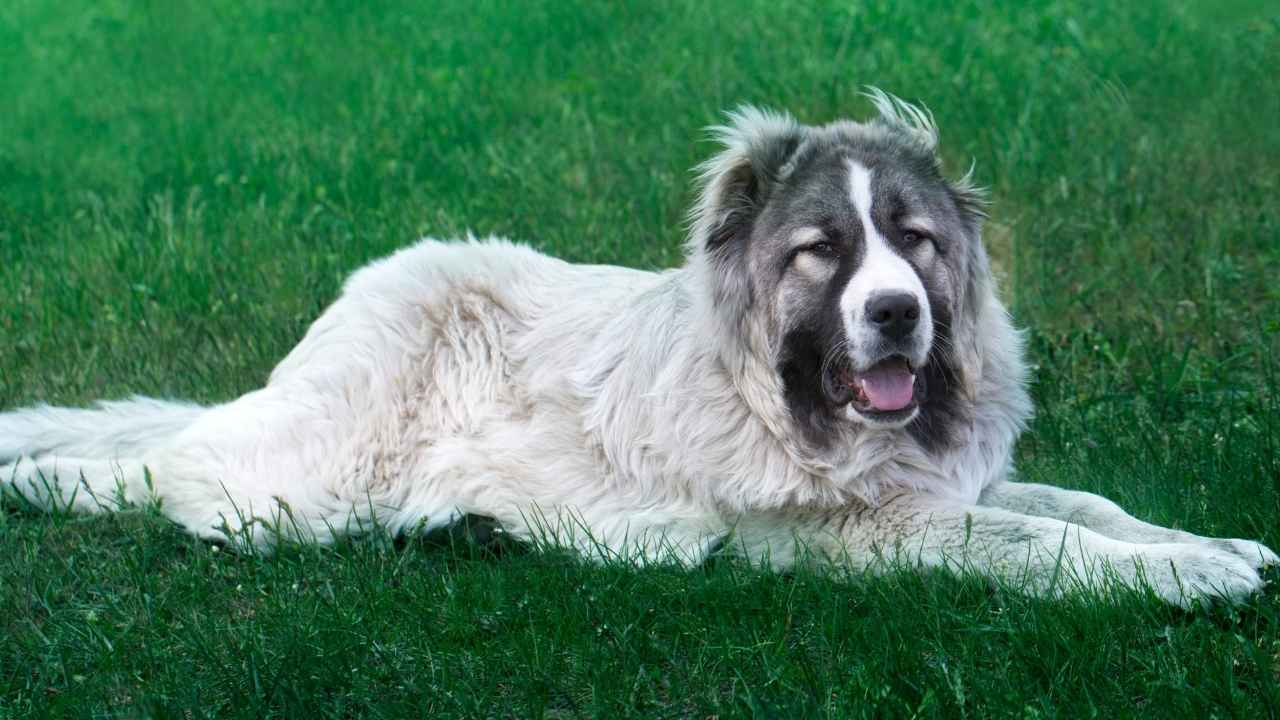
[865,292,920,340]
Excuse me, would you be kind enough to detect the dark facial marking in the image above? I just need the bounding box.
[777,248,859,447]
[907,282,966,452]
[763,148,878,446]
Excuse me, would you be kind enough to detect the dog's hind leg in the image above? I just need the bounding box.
[0,451,304,546]
[1,384,412,548]
[99,380,473,549]
[2,455,154,514]
[978,480,1278,570]
[0,396,210,517]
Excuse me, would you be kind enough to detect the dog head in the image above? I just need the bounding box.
[688,90,988,449]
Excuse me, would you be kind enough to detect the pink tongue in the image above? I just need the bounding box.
[859,367,915,411]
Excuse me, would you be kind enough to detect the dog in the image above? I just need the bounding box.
[2,90,1274,606]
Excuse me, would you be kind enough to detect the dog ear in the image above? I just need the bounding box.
[690,107,802,254]
[862,87,938,154]
[687,107,803,319]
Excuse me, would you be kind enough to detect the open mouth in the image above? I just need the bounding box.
[824,354,924,420]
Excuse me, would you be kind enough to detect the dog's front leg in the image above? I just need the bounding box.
[762,495,1266,607]
[978,480,1278,570]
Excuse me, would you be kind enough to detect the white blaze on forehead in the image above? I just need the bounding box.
[838,161,932,368]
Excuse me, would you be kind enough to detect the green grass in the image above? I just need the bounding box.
[3,0,1280,716]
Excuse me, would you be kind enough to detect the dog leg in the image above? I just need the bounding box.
[2,455,153,513]
[0,448,345,547]
[979,480,1278,570]
[120,384,425,548]
[750,495,1266,607]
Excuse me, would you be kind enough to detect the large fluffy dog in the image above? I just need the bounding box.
[2,92,1274,606]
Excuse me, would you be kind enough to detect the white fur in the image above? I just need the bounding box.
[2,100,1274,607]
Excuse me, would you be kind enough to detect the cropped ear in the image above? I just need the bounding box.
[687,106,803,319]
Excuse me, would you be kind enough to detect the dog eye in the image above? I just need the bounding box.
[802,241,839,257]
[900,229,944,253]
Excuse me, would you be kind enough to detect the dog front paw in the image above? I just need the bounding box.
[1137,544,1265,608]
[1209,538,1280,570]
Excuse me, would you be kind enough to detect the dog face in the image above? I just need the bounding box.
[690,91,986,448]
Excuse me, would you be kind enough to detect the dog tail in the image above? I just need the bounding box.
[0,395,204,462]
[1,396,205,511]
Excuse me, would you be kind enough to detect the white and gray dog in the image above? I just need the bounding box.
[2,91,1274,606]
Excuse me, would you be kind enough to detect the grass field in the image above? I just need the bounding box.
[3,0,1280,717]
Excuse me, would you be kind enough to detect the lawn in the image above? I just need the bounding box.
[3,0,1280,717]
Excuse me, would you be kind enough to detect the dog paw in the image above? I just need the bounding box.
[0,456,28,487]
[1207,538,1280,571]
[1137,544,1265,608]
